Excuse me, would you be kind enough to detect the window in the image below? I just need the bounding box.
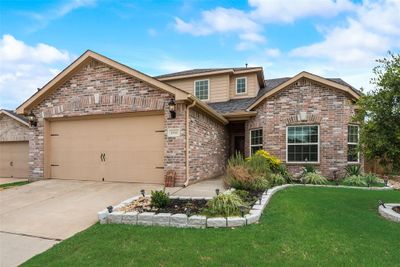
[194,79,209,100]
[287,125,319,163]
[348,125,359,163]
[236,77,247,94]
[250,129,263,155]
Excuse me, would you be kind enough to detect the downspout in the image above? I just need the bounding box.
[184,100,196,187]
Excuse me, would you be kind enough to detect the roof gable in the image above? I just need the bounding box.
[16,50,189,114]
[247,71,361,110]
[0,109,29,127]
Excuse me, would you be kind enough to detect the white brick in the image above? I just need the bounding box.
[108,211,124,224]
[98,209,109,224]
[227,217,246,227]
[188,215,207,228]
[153,213,171,226]
[121,212,138,225]
[137,212,155,226]
[207,217,227,228]
[170,214,188,228]
[245,212,261,225]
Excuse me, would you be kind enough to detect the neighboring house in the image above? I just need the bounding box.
[14,50,361,186]
[0,109,30,178]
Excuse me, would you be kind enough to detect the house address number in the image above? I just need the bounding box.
[167,128,181,137]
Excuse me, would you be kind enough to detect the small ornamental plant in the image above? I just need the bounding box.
[150,190,170,209]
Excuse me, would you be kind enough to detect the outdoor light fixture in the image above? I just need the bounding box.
[239,205,246,217]
[333,170,339,186]
[168,98,176,119]
[378,200,386,208]
[215,188,220,195]
[107,206,113,213]
[140,189,145,197]
[27,111,38,127]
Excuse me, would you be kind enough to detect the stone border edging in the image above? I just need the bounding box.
[378,204,400,223]
[98,183,393,228]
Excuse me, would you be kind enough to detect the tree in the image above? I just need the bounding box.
[354,52,400,173]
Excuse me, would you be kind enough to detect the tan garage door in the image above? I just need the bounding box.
[49,114,165,183]
[0,141,29,178]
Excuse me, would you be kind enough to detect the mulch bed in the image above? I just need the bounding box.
[158,199,208,214]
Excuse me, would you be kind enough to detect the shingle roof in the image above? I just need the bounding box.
[155,67,261,79]
[207,76,360,114]
[0,109,29,124]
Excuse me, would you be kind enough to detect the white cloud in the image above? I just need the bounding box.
[0,34,72,109]
[249,0,356,23]
[265,48,281,57]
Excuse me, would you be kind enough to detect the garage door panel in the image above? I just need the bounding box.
[0,142,29,178]
[49,114,165,183]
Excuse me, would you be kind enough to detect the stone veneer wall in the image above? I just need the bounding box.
[245,77,361,178]
[29,59,187,183]
[188,108,229,183]
[0,115,30,142]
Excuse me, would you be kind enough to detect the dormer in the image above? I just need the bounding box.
[155,68,265,103]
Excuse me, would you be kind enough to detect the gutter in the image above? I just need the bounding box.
[184,100,196,187]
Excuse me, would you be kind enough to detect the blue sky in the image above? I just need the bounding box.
[1,0,399,109]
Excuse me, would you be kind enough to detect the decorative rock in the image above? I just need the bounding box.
[188,215,207,228]
[178,196,191,200]
[170,214,188,228]
[153,213,171,226]
[137,212,155,226]
[207,217,227,228]
[227,217,246,227]
[98,209,109,224]
[108,211,124,224]
[121,211,138,225]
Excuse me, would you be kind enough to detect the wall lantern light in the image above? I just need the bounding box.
[27,111,38,127]
[168,99,176,119]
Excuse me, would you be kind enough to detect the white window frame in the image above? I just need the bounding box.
[194,79,210,101]
[250,128,263,155]
[347,124,360,164]
[235,77,247,95]
[286,125,320,164]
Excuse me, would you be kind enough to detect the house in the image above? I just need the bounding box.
[14,50,361,186]
[0,109,30,178]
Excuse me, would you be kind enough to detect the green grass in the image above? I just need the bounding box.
[326,180,386,187]
[0,181,29,189]
[24,187,400,267]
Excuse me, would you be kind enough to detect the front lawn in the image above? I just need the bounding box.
[0,181,29,189]
[24,187,400,267]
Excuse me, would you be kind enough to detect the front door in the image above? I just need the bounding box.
[233,135,245,156]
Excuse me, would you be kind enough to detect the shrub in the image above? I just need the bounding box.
[228,152,245,167]
[364,173,379,186]
[252,150,281,171]
[276,164,293,183]
[150,190,170,209]
[268,173,286,187]
[302,165,316,175]
[303,172,328,185]
[225,164,252,189]
[345,165,361,176]
[233,189,250,202]
[246,153,271,176]
[342,175,367,186]
[251,176,270,191]
[203,192,245,217]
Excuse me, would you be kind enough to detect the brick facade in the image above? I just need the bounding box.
[245,78,360,178]
[188,108,229,183]
[0,115,30,142]
[29,59,189,184]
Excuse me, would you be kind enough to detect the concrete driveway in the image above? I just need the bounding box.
[0,179,167,267]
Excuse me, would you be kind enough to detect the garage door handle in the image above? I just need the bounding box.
[10,161,13,166]
[100,153,106,162]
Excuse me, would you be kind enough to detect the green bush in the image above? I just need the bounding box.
[203,192,246,217]
[246,154,271,176]
[276,164,293,183]
[302,165,316,174]
[251,176,269,191]
[345,165,361,176]
[150,190,170,209]
[303,172,328,185]
[342,175,367,187]
[228,152,245,167]
[233,189,250,202]
[268,173,286,187]
[364,173,379,186]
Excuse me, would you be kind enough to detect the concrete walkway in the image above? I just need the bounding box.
[170,177,225,197]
